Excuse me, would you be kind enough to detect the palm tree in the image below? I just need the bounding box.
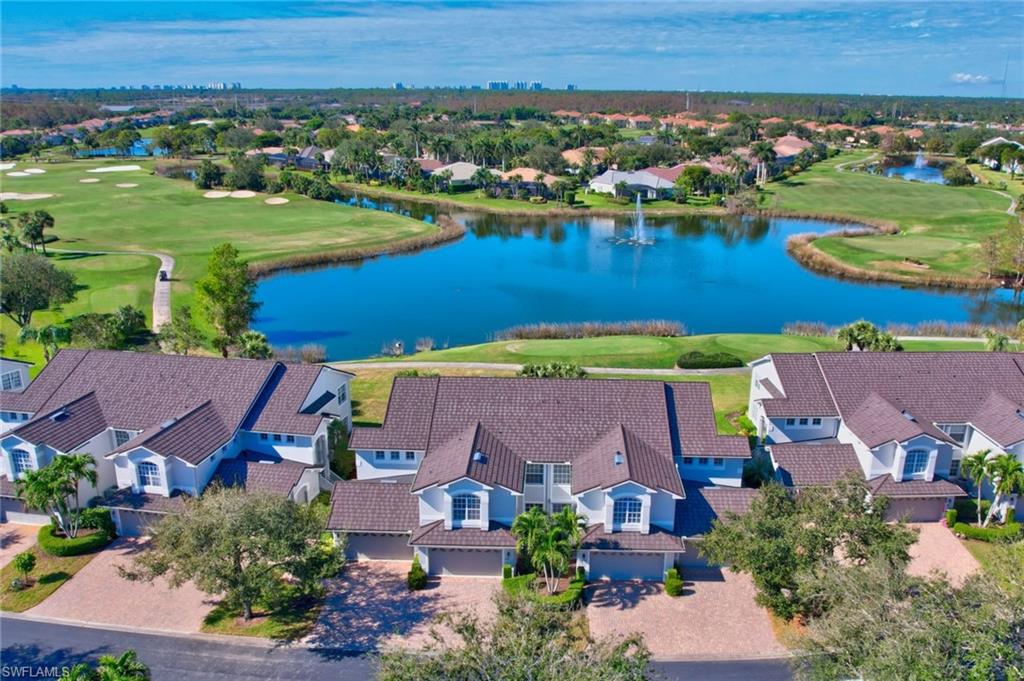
[236,330,273,359]
[59,664,96,681]
[984,329,1010,352]
[96,650,150,680]
[750,141,777,187]
[531,527,572,594]
[982,453,1024,527]
[17,210,54,254]
[960,449,992,528]
[511,506,547,561]
[16,453,97,538]
[406,121,424,158]
[18,324,70,363]
[1,220,21,252]
[725,153,750,189]
[471,167,495,194]
[551,505,585,552]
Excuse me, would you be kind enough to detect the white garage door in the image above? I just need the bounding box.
[428,548,502,576]
[885,498,946,522]
[1,498,49,525]
[345,533,412,561]
[117,510,164,537]
[590,551,666,581]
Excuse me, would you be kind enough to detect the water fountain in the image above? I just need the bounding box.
[913,150,927,169]
[612,193,655,246]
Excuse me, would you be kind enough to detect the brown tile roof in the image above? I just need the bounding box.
[572,425,683,496]
[670,382,751,459]
[674,485,759,537]
[581,524,684,551]
[643,165,686,183]
[214,456,308,496]
[962,391,1024,447]
[412,423,524,492]
[761,354,839,418]
[350,376,439,450]
[409,519,515,548]
[242,363,328,435]
[769,443,863,487]
[99,487,190,514]
[867,475,967,499]
[327,480,419,532]
[11,392,108,452]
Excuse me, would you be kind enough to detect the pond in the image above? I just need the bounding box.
[254,196,1019,360]
[879,153,948,185]
[76,138,166,158]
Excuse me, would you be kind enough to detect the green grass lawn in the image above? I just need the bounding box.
[1,158,436,366]
[967,162,1024,201]
[201,587,321,641]
[367,333,1000,370]
[765,151,1013,279]
[0,544,99,613]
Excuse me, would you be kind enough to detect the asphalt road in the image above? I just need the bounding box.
[0,616,794,680]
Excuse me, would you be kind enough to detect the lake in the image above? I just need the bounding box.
[879,154,948,184]
[255,199,1019,360]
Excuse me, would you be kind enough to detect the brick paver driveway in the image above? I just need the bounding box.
[309,562,498,651]
[27,538,215,633]
[907,522,980,587]
[586,567,787,661]
[0,524,38,569]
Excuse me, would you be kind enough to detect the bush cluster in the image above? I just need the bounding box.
[407,555,427,591]
[80,507,117,540]
[517,362,587,379]
[945,508,957,527]
[501,568,586,610]
[952,521,1022,543]
[664,567,684,597]
[953,498,991,524]
[676,351,743,369]
[38,524,111,557]
[494,320,686,340]
[278,169,340,202]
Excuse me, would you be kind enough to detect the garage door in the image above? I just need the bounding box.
[117,510,165,537]
[590,551,666,581]
[1,497,49,525]
[885,498,946,522]
[428,548,502,576]
[345,533,412,561]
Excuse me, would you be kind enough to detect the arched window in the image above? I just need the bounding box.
[11,449,32,475]
[613,497,642,525]
[452,494,480,522]
[903,449,929,477]
[137,461,161,488]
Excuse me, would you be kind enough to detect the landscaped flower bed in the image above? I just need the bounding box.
[38,524,112,557]
[502,568,586,609]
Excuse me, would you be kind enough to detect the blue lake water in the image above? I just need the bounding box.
[255,202,1019,360]
[883,163,947,184]
[76,138,166,158]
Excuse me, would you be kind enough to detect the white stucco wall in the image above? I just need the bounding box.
[677,456,744,486]
[354,448,423,480]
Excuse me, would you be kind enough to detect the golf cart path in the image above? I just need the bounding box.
[49,248,174,331]
[330,361,749,376]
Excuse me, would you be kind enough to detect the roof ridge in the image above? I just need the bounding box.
[811,352,843,419]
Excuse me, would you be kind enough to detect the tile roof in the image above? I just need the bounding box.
[350,376,439,450]
[214,456,308,496]
[965,392,1024,447]
[327,480,419,532]
[409,519,516,548]
[581,524,684,551]
[867,475,967,499]
[572,425,683,496]
[674,485,759,537]
[11,392,108,452]
[769,443,863,487]
[412,423,524,492]
[99,487,190,514]
[242,363,327,435]
[670,383,751,459]
[761,354,839,418]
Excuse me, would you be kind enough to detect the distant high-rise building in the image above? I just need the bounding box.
[392,82,405,90]
[513,80,527,90]
[566,83,578,91]
[529,81,543,90]
[231,82,242,89]
[487,80,509,90]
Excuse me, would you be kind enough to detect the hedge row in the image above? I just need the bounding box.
[38,524,111,557]
[502,567,586,610]
[952,522,1022,543]
[676,351,744,369]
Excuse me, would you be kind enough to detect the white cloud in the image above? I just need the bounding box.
[950,72,990,84]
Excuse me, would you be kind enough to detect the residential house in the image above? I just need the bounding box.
[431,161,489,188]
[327,377,751,579]
[628,114,653,129]
[0,358,32,435]
[499,167,557,196]
[979,137,1024,174]
[589,169,675,199]
[0,350,352,531]
[771,135,814,162]
[747,353,1024,521]
[561,146,607,169]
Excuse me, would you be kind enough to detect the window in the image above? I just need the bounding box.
[525,502,544,512]
[903,449,929,477]
[259,433,268,441]
[113,429,132,447]
[698,457,709,466]
[21,413,28,420]
[713,457,724,467]
[525,463,544,485]
[941,424,967,445]
[551,503,570,514]
[452,494,480,522]
[811,418,822,426]
[405,451,416,461]
[286,435,295,444]
[613,498,642,526]
[798,418,809,426]
[374,450,385,461]
[1,371,23,391]
[785,418,796,426]
[11,449,32,474]
[272,434,282,442]
[390,451,400,461]
[137,461,161,487]
[682,457,693,465]
[552,464,571,485]
[338,386,347,403]
[949,459,961,478]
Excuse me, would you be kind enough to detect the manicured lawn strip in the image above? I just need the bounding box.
[967,162,1024,200]
[765,151,1012,279]
[961,538,1005,575]
[0,544,98,613]
[201,588,321,641]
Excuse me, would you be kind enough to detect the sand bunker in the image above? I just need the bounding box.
[229,190,256,198]
[24,168,46,175]
[115,183,139,188]
[0,162,15,171]
[203,190,230,198]
[6,171,31,177]
[79,178,101,184]
[87,165,142,173]
[264,197,290,205]
[0,192,54,201]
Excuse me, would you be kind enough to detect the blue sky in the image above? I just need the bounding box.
[2,1,1022,96]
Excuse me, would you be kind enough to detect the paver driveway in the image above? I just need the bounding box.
[586,567,787,661]
[309,562,498,651]
[27,538,215,633]
[907,522,980,587]
[0,524,38,569]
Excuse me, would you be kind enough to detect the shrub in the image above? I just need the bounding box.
[80,507,117,539]
[953,522,1022,543]
[493,320,686,340]
[501,571,584,610]
[12,551,35,580]
[563,191,576,206]
[945,508,957,527]
[518,362,587,379]
[676,351,743,369]
[664,567,684,597]
[38,524,111,557]
[782,321,829,337]
[265,179,284,194]
[529,196,547,204]
[1007,508,1016,525]
[502,564,513,580]
[407,555,427,591]
[953,498,991,524]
